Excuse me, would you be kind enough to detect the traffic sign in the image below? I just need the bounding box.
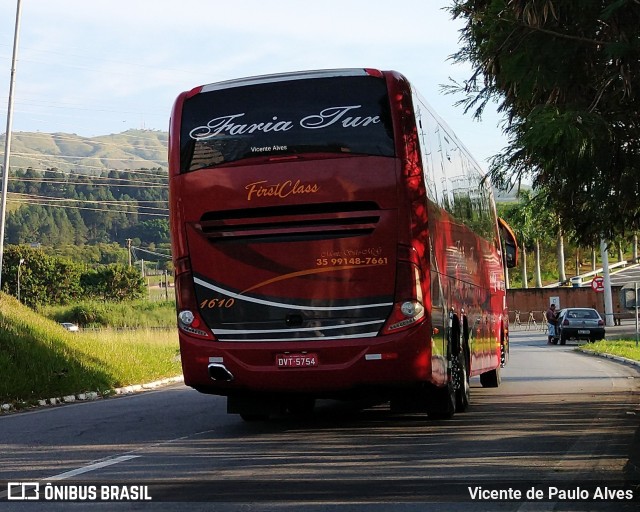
[591,276,605,292]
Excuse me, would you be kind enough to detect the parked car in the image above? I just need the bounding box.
[555,308,605,344]
[60,322,79,332]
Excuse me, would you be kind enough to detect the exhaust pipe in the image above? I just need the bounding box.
[208,363,234,382]
[208,363,234,381]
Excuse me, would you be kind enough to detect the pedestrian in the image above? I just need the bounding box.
[545,304,558,344]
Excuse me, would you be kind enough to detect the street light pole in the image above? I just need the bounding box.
[600,239,615,327]
[0,0,23,290]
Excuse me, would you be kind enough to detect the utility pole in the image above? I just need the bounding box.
[126,238,132,266]
[0,0,23,289]
[164,270,169,301]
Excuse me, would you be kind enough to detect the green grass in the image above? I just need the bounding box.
[38,299,176,329]
[579,339,640,362]
[0,293,180,407]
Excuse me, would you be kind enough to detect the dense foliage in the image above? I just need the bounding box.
[6,167,169,247]
[448,0,640,245]
[2,245,145,307]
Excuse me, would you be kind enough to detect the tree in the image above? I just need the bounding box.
[80,265,145,302]
[1,246,83,307]
[499,189,564,287]
[124,219,170,246]
[448,0,640,245]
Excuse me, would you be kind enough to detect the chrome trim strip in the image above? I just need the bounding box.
[219,331,380,342]
[194,276,393,311]
[214,319,384,335]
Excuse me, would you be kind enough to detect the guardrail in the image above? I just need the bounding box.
[558,260,639,288]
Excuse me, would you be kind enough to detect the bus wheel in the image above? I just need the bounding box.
[240,413,269,422]
[287,397,316,417]
[480,338,503,388]
[427,380,456,420]
[479,365,501,387]
[427,348,456,420]
[454,344,470,412]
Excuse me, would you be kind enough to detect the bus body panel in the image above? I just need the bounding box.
[178,156,399,337]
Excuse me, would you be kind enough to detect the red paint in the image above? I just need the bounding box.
[169,69,510,407]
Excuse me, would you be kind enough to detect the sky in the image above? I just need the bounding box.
[0,0,507,169]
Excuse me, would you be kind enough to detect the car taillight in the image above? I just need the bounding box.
[381,245,426,335]
[563,319,570,326]
[598,319,604,326]
[175,257,213,339]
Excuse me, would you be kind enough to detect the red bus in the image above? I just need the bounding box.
[168,68,517,420]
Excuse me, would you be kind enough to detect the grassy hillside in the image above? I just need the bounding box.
[0,293,180,407]
[1,129,168,173]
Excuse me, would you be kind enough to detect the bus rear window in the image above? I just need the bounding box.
[179,76,394,172]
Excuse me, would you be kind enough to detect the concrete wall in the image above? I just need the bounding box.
[506,286,630,324]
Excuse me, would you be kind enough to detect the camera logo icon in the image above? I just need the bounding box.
[7,482,40,500]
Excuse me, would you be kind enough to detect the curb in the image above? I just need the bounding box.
[575,348,640,369]
[1,375,184,414]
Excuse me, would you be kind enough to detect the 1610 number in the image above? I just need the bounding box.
[200,298,235,309]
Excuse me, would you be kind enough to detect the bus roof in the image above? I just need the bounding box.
[198,68,381,93]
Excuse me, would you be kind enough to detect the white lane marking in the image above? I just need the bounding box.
[45,455,140,481]
[0,455,141,498]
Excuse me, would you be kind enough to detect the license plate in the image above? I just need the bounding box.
[578,329,590,335]
[276,353,318,369]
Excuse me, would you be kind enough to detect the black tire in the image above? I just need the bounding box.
[287,397,315,417]
[240,413,269,422]
[428,312,458,419]
[427,380,456,420]
[480,366,501,387]
[480,336,503,388]
[454,344,470,412]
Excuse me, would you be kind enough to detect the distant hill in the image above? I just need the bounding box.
[1,129,168,173]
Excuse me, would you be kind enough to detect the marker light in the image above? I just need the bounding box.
[401,301,423,317]
[178,309,210,338]
[178,310,195,326]
[381,247,426,335]
[174,257,214,339]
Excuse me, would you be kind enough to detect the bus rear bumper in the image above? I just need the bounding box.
[178,325,443,398]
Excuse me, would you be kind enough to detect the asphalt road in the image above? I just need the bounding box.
[608,263,640,288]
[1,330,639,511]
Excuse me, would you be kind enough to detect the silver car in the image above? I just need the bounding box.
[60,322,80,332]
[555,308,605,344]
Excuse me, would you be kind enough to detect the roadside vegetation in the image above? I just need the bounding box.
[580,339,640,363]
[2,285,638,411]
[0,293,180,409]
[39,299,176,329]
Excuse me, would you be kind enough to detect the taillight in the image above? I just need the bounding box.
[598,319,604,326]
[381,246,426,335]
[175,257,213,339]
[364,68,383,78]
[563,319,569,326]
